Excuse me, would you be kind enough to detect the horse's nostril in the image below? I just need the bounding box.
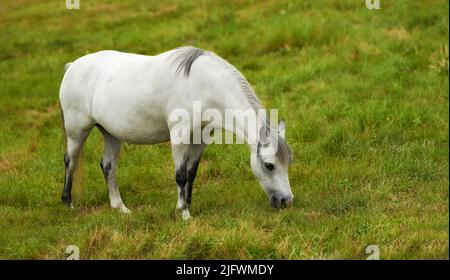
[270,196,279,208]
[270,195,293,209]
[281,197,293,208]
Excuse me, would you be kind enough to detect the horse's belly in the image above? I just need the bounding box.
[118,127,171,145]
[97,113,171,144]
[92,93,171,144]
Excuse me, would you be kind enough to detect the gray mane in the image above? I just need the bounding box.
[170,46,293,165]
[170,47,262,111]
[170,46,205,77]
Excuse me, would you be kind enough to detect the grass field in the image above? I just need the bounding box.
[0,0,448,259]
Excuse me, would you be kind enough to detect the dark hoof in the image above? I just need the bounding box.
[61,193,72,207]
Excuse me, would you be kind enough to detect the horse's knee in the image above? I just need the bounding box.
[100,158,112,180]
[64,153,70,169]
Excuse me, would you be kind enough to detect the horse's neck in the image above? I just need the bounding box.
[219,93,265,147]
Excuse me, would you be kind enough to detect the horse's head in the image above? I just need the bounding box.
[250,121,293,209]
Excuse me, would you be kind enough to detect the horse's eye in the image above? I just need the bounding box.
[264,162,275,171]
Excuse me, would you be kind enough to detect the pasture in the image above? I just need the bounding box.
[0,0,448,259]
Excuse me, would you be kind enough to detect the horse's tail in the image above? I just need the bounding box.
[60,62,84,204]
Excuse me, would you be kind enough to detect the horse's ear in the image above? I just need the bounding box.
[278,120,286,139]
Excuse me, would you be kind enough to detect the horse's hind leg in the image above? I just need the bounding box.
[171,143,205,220]
[98,126,130,214]
[62,127,92,207]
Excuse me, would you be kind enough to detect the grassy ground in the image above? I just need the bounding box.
[0,0,448,259]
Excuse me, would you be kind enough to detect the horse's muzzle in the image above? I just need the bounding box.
[270,195,293,209]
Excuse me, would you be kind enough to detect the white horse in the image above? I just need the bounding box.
[59,47,293,220]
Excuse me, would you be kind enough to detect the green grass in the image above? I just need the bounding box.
[0,0,448,259]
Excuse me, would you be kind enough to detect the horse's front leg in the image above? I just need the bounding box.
[172,143,205,220]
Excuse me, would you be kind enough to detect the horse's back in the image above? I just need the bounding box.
[59,50,176,144]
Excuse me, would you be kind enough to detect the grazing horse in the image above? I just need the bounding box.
[59,47,293,220]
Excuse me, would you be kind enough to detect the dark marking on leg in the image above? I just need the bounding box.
[175,159,188,187]
[186,159,200,205]
[100,157,112,181]
[62,154,72,206]
[175,158,189,210]
[64,152,70,169]
[62,175,72,205]
[61,152,72,206]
